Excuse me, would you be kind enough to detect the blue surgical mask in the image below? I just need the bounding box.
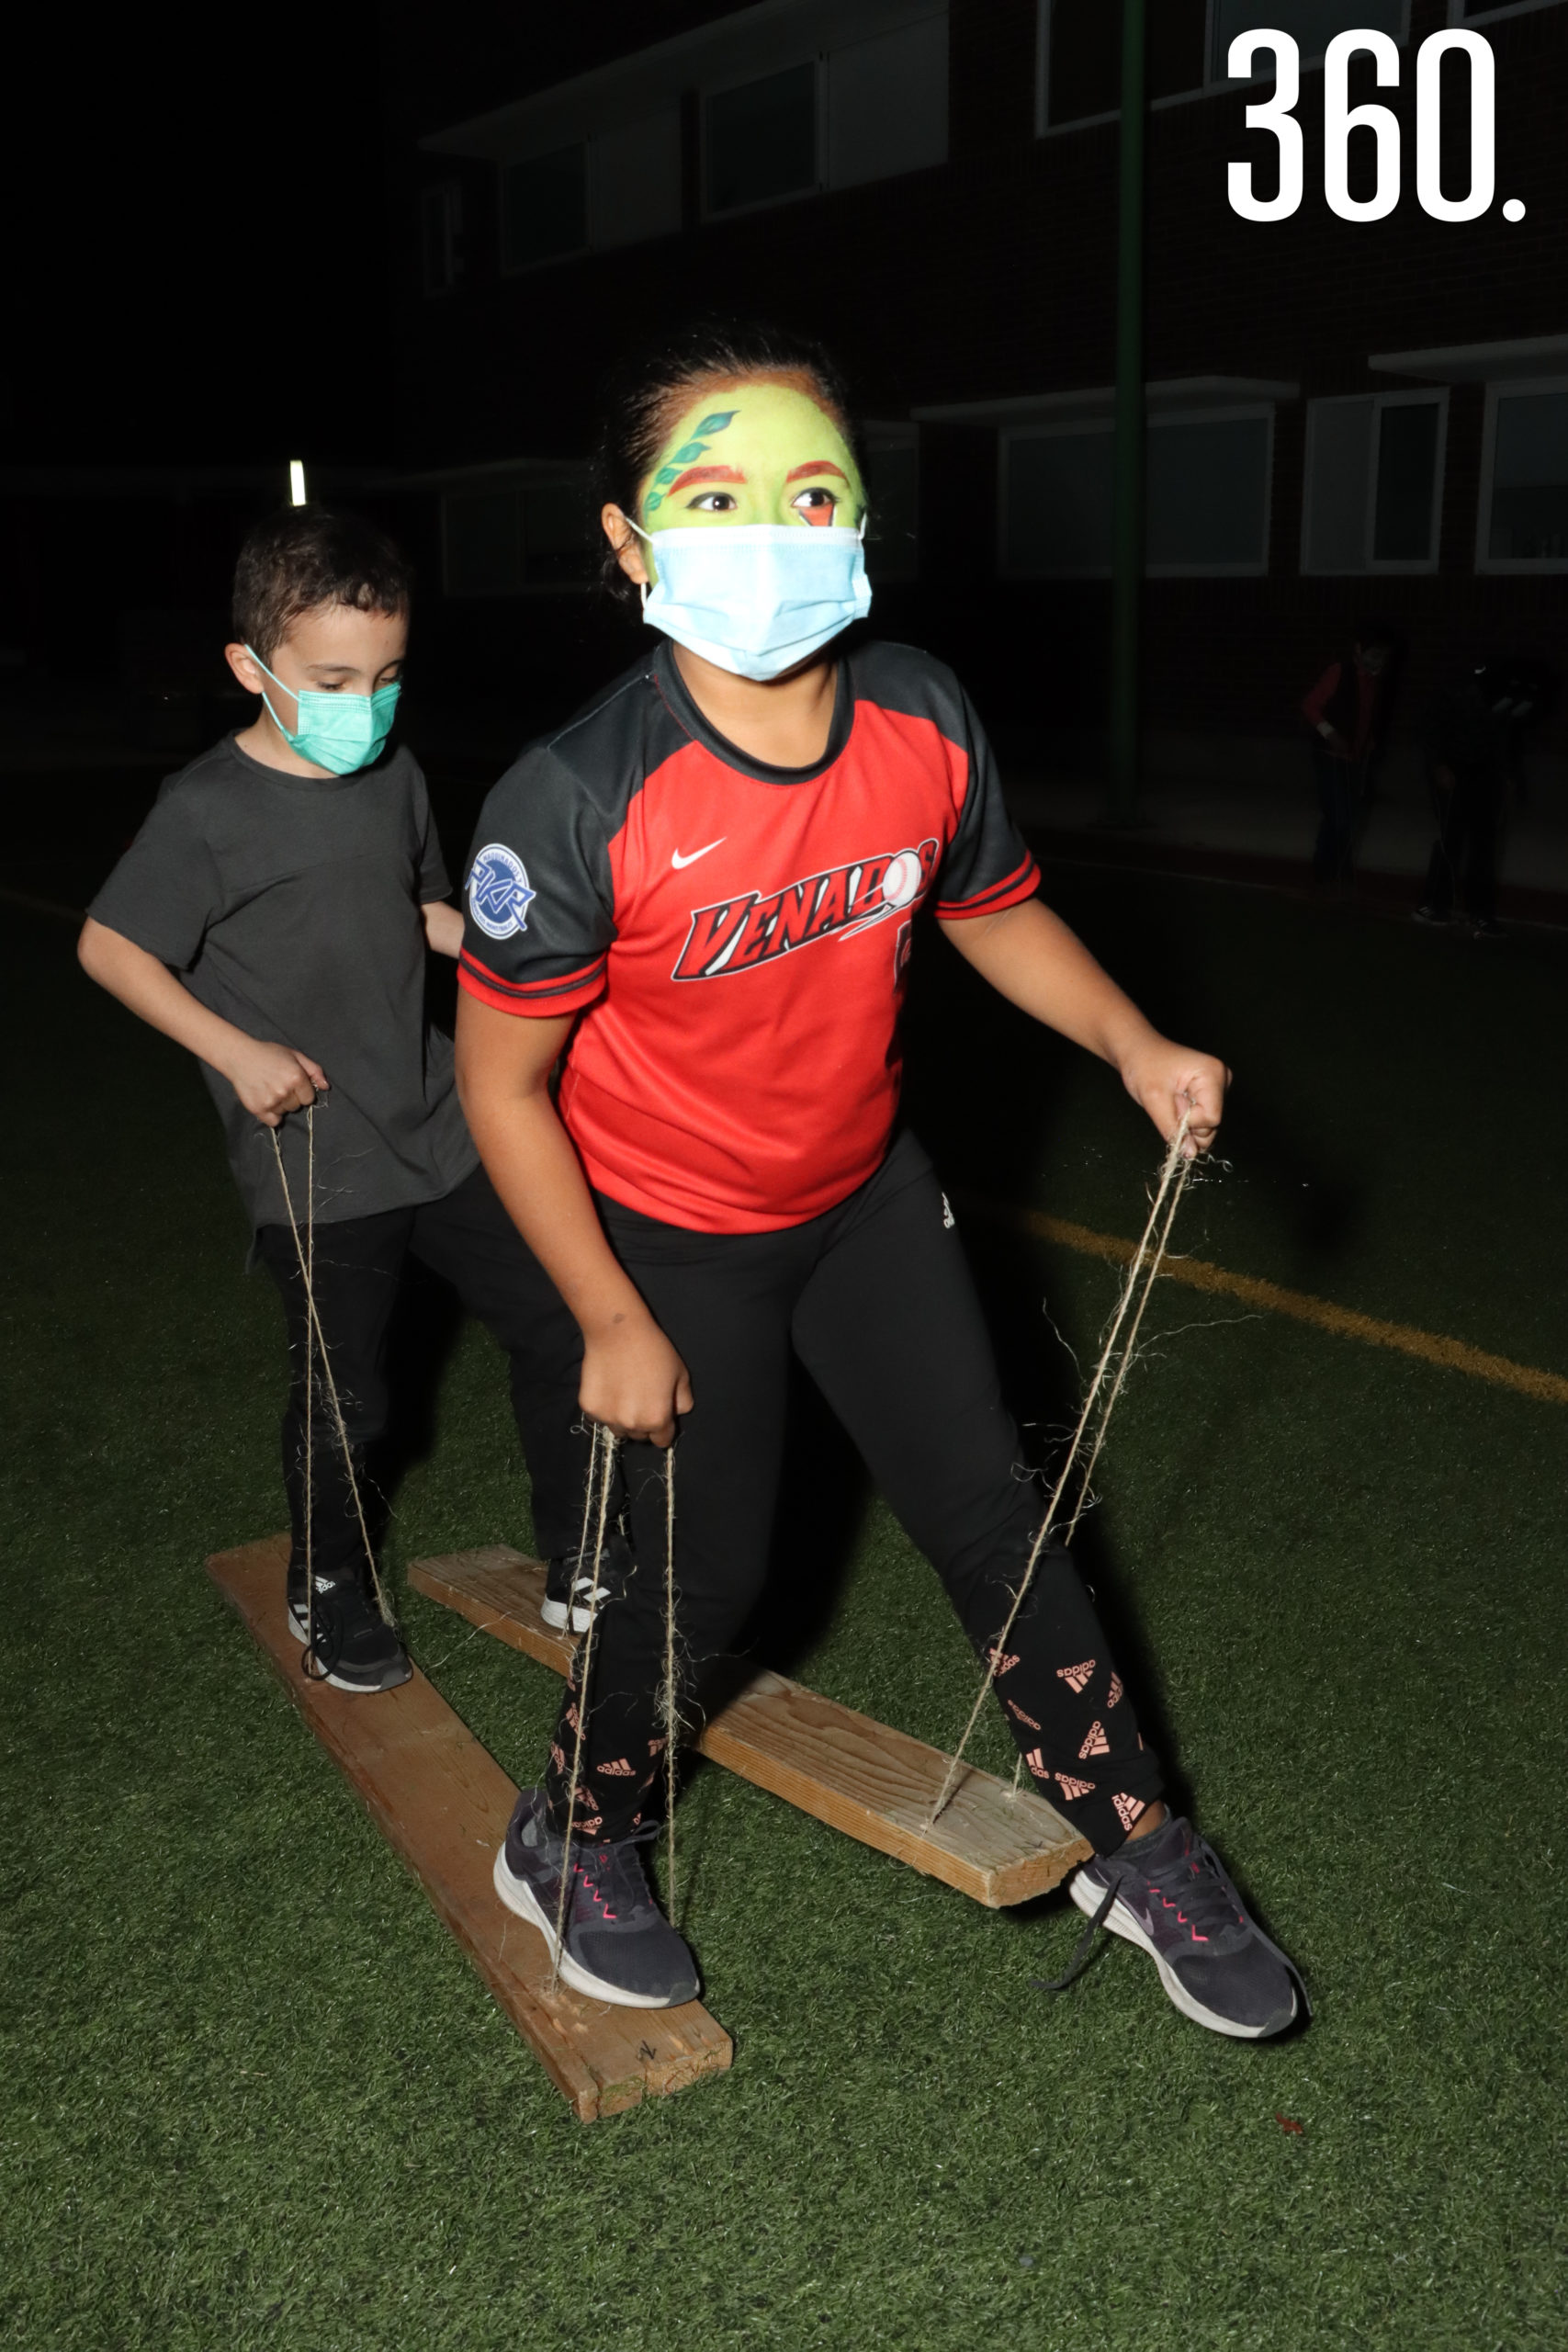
[631,520,872,682]
[244,646,400,775]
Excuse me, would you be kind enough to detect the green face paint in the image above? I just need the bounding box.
[639,382,865,578]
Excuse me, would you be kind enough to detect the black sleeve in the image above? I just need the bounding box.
[410,764,452,902]
[932,684,1041,919]
[85,786,224,969]
[456,745,616,1018]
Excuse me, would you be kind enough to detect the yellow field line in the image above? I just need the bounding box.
[962,1197,1568,1408]
[12,874,1560,1408]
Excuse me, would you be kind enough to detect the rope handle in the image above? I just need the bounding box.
[266,1106,392,1665]
[926,1114,1195,1829]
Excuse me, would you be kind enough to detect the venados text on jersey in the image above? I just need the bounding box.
[671,838,940,981]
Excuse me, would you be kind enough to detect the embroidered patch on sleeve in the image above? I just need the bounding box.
[468,842,537,940]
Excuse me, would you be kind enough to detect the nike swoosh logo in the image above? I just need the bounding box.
[671,839,726,869]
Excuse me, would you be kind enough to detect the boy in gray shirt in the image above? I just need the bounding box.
[81,507,588,1690]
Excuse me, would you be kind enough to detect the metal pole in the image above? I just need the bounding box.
[1106,0,1146,825]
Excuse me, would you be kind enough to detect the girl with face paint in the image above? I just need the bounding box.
[455,324,1303,2038]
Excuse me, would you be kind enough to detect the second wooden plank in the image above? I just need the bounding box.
[409,1545,1089,1908]
[208,1535,732,2120]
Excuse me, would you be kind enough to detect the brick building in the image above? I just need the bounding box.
[384,0,1567,773]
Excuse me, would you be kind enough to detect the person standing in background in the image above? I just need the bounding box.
[1301,627,1395,889]
[1414,657,1556,938]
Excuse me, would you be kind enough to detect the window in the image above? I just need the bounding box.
[1479,381,1568,569]
[1216,0,1405,72]
[1039,0,1206,130]
[520,484,590,585]
[863,432,919,580]
[444,492,521,597]
[421,184,462,295]
[1147,413,1272,572]
[502,145,588,274]
[498,118,679,266]
[590,112,683,248]
[705,63,818,215]
[1039,0,1410,130]
[442,482,592,596]
[456,10,952,254]
[1002,409,1272,576]
[827,14,948,188]
[1373,401,1443,562]
[1302,393,1447,572]
[1004,429,1115,573]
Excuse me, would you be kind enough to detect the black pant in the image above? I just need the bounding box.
[545,1132,1164,1860]
[255,1164,588,1581]
[1311,741,1365,882]
[1424,763,1502,921]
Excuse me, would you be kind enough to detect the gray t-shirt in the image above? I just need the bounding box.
[88,732,478,1228]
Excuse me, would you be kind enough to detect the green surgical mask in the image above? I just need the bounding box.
[245,646,400,775]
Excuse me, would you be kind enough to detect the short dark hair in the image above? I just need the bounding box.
[232,506,412,662]
[592,318,860,608]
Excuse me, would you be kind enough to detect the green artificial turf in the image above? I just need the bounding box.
[3,871,1565,2351]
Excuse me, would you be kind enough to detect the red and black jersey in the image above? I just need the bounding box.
[457,639,1039,1233]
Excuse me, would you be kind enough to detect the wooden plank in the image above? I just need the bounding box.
[409,1545,1090,1909]
[206,1536,731,2122]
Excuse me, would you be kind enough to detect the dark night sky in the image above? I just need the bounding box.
[7,5,746,470]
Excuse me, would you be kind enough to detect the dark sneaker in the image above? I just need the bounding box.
[1044,1815,1305,2040]
[1469,916,1506,939]
[287,1565,412,1694]
[1411,904,1452,927]
[540,1530,626,1634]
[493,1787,698,2009]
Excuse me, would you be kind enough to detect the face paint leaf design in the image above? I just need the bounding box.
[671,441,710,463]
[694,412,737,435]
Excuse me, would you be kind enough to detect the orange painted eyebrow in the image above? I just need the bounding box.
[786,460,849,481]
[670,464,746,491]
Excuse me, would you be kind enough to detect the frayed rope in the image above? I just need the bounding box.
[926,1115,1195,1829]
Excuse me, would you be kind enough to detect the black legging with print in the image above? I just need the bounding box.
[545,1131,1164,1860]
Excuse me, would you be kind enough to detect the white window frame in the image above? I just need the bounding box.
[1448,0,1565,25]
[587,111,685,252]
[1035,0,1414,138]
[1147,403,1275,577]
[863,423,920,580]
[998,420,1114,579]
[1475,374,1568,574]
[420,183,462,296]
[439,482,595,599]
[1300,389,1449,576]
[699,56,825,222]
[498,142,591,277]
[441,489,516,598]
[824,9,950,191]
[998,402,1275,579]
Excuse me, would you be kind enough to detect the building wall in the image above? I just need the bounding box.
[385,0,1568,765]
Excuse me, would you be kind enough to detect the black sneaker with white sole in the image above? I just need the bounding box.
[286,1564,412,1694]
[1043,1814,1305,2040]
[540,1531,626,1634]
[493,1786,698,2009]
